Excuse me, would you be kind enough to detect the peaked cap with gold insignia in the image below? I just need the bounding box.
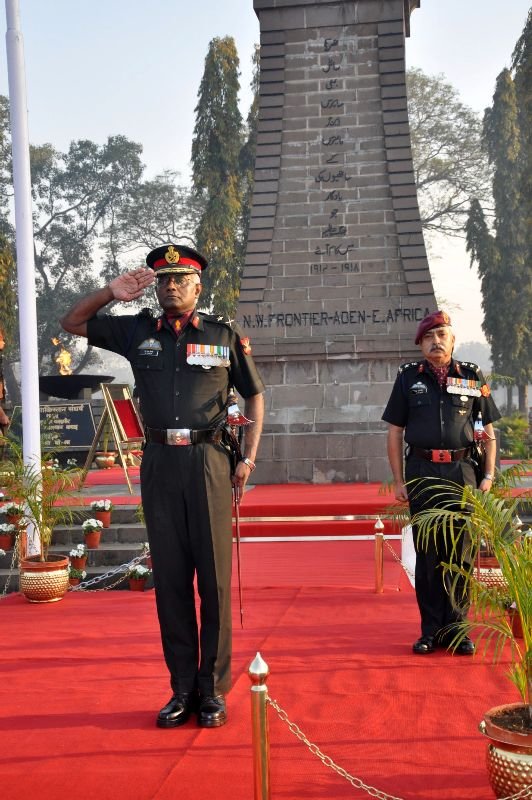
[146,243,208,277]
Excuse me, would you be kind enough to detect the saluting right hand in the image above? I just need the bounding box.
[109,268,155,302]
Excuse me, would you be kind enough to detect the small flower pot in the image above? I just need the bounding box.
[70,555,87,570]
[94,452,117,469]
[94,510,111,529]
[69,577,81,586]
[84,530,101,549]
[0,532,15,550]
[129,578,147,592]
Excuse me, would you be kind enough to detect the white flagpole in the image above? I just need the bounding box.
[5,0,41,555]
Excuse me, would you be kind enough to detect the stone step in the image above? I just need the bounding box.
[52,522,148,546]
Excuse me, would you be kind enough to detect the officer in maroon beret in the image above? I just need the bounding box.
[382,310,500,655]
[60,243,264,728]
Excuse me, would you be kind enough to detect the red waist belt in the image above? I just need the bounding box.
[411,446,471,463]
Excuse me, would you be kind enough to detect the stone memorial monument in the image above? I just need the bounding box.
[236,0,437,482]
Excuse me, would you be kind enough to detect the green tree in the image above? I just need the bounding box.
[107,170,202,270]
[407,68,492,236]
[466,66,531,413]
[0,96,13,239]
[511,9,532,409]
[0,234,17,406]
[27,135,145,371]
[191,36,244,317]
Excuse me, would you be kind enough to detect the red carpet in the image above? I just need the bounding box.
[0,540,509,800]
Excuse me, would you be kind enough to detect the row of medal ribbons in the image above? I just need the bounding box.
[186,343,230,368]
[446,377,481,397]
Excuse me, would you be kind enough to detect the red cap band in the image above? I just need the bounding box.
[153,256,201,271]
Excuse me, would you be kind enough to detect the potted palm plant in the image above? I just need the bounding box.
[0,436,81,602]
[412,468,531,799]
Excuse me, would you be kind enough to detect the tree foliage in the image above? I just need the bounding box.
[27,135,145,370]
[0,96,13,240]
[406,68,491,235]
[191,37,244,317]
[100,170,202,283]
[0,234,16,353]
[466,57,531,412]
[0,94,203,375]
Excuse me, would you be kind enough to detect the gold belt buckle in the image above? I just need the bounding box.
[431,449,451,463]
[166,428,191,446]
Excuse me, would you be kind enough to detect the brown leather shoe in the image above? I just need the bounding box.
[156,692,198,728]
[198,694,227,728]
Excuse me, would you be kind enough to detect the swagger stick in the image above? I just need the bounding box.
[233,486,244,629]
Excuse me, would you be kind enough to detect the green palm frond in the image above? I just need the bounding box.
[411,478,531,712]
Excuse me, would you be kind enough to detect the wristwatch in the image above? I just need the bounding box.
[241,457,256,472]
[483,473,493,481]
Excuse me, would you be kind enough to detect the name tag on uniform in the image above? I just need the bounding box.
[137,338,162,357]
[446,377,481,397]
[186,344,230,369]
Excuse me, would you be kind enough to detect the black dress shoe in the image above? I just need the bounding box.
[412,635,436,654]
[156,692,198,728]
[198,694,227,728]
[454,636,475,655]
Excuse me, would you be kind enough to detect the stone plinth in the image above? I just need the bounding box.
[237,0,436,482]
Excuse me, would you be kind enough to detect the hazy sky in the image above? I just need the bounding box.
[1,0,530,347]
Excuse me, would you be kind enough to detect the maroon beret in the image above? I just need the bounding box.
[415,310,452,344]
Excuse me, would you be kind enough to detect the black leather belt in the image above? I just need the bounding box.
[145,427,221,446]
[411,446,472,463]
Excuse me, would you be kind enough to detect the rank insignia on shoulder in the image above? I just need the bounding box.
[240,337,252,355]
[398,361,421,374]
[458,361,480,372]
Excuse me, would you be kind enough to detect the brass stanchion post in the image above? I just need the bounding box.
[374,516,384,593]
[248,652,270,800]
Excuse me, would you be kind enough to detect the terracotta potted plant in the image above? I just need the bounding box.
[69,543,87,571]
[89,498,113,528]
[413,467,531,799]
[0,522,17,551]
[128,564,151,591]
[3,500,25,528]
[68,565,86,586]
[82,518,104,549]
[0,437,81,602]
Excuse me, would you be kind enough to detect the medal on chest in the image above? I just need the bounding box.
[186,343,230,369]
[446,377,481,397]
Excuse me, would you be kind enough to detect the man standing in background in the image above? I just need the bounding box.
[382,311,500,655]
